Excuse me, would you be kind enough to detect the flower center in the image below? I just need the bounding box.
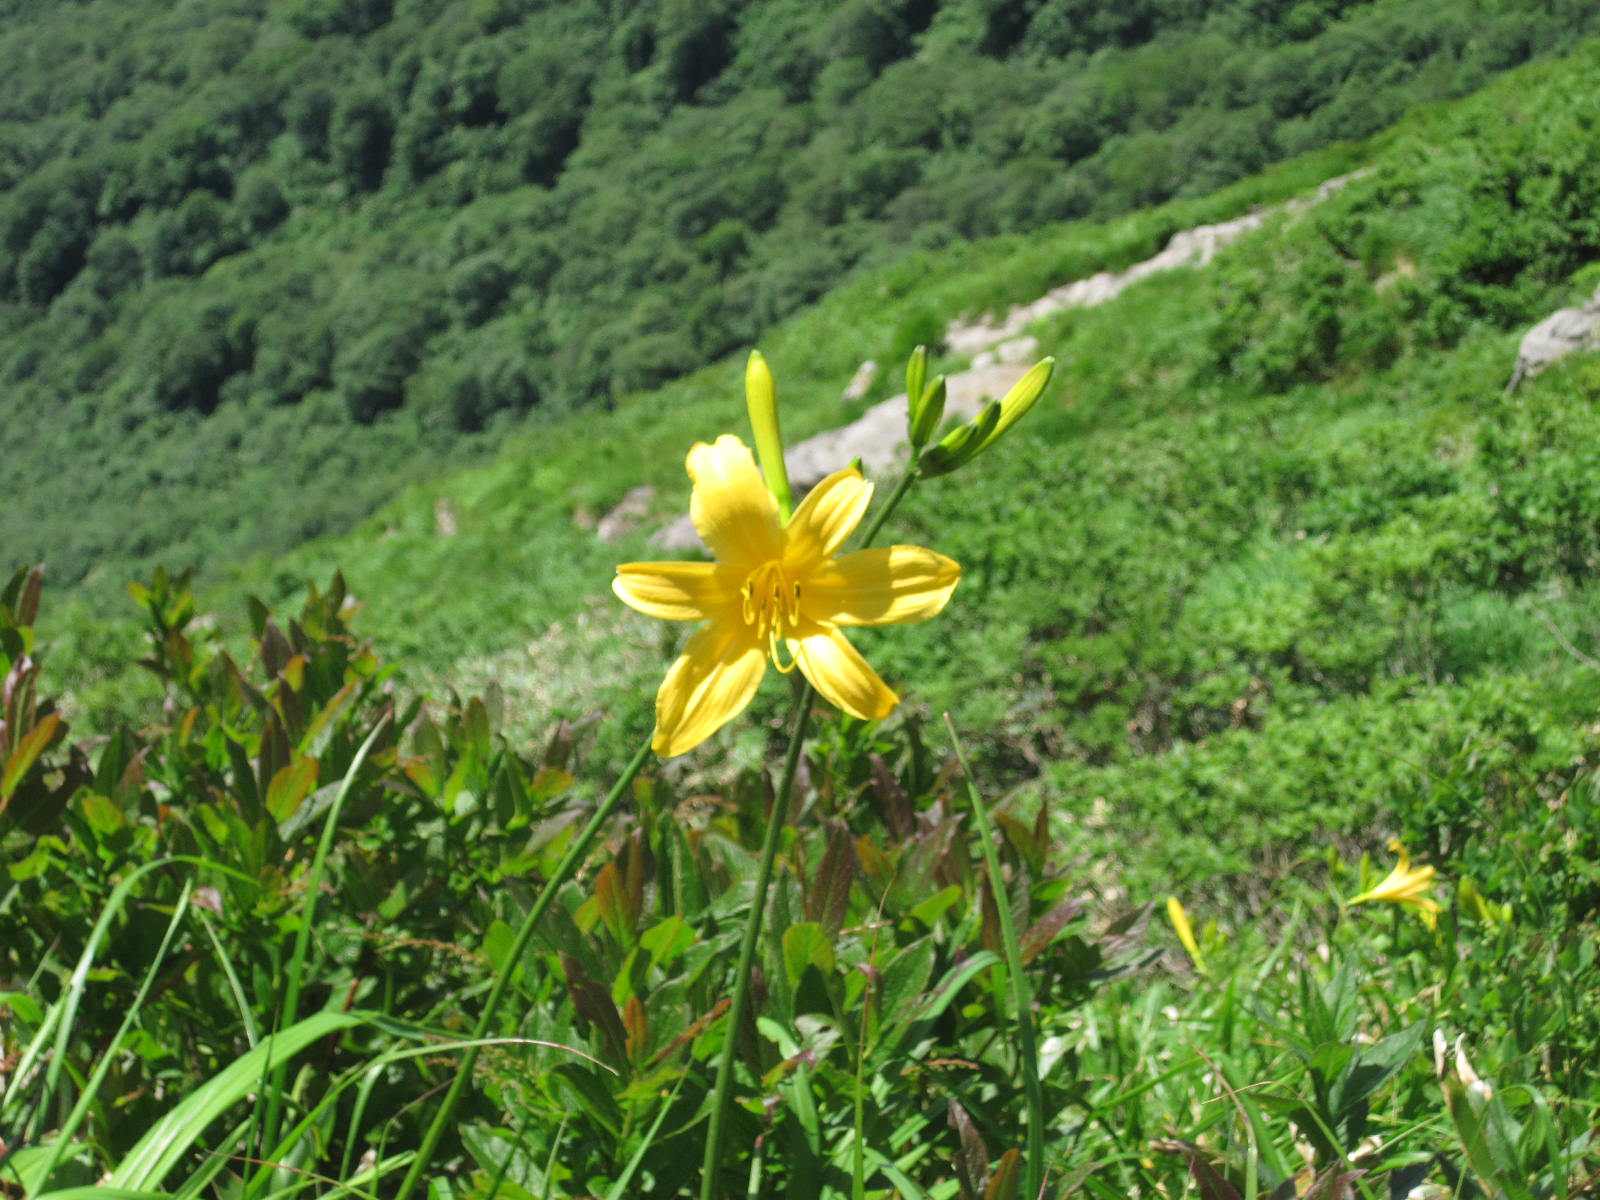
[741,561,802,664]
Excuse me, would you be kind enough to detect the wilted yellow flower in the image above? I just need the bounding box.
[615,435,960,757]
[1349,840,1441,928]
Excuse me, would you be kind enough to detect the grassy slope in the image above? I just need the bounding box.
[53,43,1600,905]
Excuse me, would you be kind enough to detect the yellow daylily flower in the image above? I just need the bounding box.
[1348,840,1441,927]
[614,435,960,757]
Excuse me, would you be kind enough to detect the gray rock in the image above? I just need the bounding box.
[642,169,1372,553]
[944,170,1367,360]
[1507,284,1600,393]
[598,484,656,543]
[842,359,878,402]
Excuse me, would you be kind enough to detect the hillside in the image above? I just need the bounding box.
[38,34,1600,894]
[7,30,1600,1200]
[5,0,1600,604]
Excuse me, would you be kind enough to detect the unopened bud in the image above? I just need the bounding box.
[970,357,1055,457]
[905,344,927,416]
[919,399,999,476]
[745,350,793,521]
[916,359,1055,477]
[908,375,946,449]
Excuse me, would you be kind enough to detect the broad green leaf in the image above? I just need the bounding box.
[879,937,935,1028]
[639,915,695,967]
[781,922,835,989]
[265,755,319,822]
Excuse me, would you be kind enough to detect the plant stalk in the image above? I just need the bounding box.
[858,464,919,550]
[700,685,814,1200]
[701,454,919,1197]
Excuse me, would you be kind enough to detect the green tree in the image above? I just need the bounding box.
[330,86,394,192]
[148,191,240,277]
[235,168,290,235]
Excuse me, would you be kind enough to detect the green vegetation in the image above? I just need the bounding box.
[5,0,1600,599]
[7,21,1600,1200]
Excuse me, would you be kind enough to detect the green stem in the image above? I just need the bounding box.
[700,685,814,1200]
[858,464,919,550]
[945,714,1046,1200]
[394,734,655,1200]
[700,454,921,1197]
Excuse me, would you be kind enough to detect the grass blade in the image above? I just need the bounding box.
[108,1011,365,1190]
[945,715,1047,1200]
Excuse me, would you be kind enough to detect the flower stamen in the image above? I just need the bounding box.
[741,562,800,643]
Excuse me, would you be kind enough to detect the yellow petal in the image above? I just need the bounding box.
[613,561,736,622]
[787,623,897,721]
[688,435,782,572]
[802,546,960,627]
[653,618,767,757]
[782,467,872,571]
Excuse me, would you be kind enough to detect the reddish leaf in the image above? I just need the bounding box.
[984,1148,1022,1200]
[1,710,60,801]
[868,753,914,838]
[949,1098,991,1200]
[16,565,43,628]
[805,819,855,938]
[266,756,320,823]
[623,995,648,1068]
[561,952,630,1076]
[1019,896,1088,964]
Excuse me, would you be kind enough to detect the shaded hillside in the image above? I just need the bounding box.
[4,0,1600,598]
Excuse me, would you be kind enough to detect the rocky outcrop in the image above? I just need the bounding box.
[842,359,878,402]
[597,485,656,543]
[945,170,1366,357]
[626,170,1371,552]
[1506,283,1600,394]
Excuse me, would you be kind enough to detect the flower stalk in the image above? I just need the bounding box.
[699,685,814,1200]
[699,439,926,1199]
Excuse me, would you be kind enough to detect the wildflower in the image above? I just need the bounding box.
[1165,896,1208,976]
[1348,840,1441,928]
[1457,876,1513,928]
[1434,1028,1494,1101]
[615,435,960,756]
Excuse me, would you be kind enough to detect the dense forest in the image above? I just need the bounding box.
[4,0,1600,599]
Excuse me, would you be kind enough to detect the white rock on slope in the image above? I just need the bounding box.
[1506,283,1600,393]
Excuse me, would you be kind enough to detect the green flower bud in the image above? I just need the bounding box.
[745,350,793,521]
[919,398,1000,476]
[905,344,927,417]
[908,375,947,449]
[970,357,1054,457]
